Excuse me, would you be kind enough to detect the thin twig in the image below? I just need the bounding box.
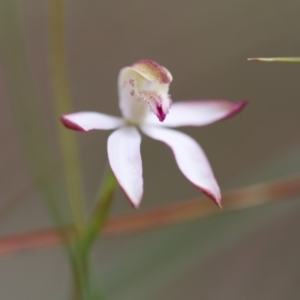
[0,174,299,258]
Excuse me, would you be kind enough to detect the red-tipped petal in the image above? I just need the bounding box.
[61,112,124,132]
[107,127,143,208]
[142,125,221,207]
[145,100,247,127]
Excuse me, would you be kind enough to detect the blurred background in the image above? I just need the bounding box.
[0,0,300,299]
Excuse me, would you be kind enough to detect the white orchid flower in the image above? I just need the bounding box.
[61,60,247,208]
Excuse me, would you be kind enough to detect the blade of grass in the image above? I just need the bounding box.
[248,57,300,62]
[49,0,85,233]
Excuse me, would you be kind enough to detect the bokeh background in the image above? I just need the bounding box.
[0,0,300,299]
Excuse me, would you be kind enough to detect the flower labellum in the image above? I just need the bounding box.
[61,59,247,208]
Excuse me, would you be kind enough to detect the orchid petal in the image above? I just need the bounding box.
[144,100,247,127]
[61,112,124,132]
[118,60,172,123]
[107,126,143,208]
[141,125,221,206]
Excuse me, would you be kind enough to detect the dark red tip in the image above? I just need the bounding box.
[156,105,167,122]
[60,116,85,132]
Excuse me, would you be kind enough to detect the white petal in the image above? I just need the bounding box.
[107,126,143,208]
[144,100,248,127]
[141,125,221,206]
[61,112,124,131]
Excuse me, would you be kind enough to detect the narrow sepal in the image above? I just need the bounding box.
[141,126,221,206]
[107,126,143,208]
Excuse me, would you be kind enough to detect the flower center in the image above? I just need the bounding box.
[118,62,172,124]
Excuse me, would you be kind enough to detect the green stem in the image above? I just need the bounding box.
[68,244,91,300]
[69,244,106,300]
[49,0,85,232]
[71,167,116,299]
[80,167,117,256]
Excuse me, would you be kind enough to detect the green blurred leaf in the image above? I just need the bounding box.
[0,0,69,225]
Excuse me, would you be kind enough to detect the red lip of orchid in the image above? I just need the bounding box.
[61,59,248,208]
